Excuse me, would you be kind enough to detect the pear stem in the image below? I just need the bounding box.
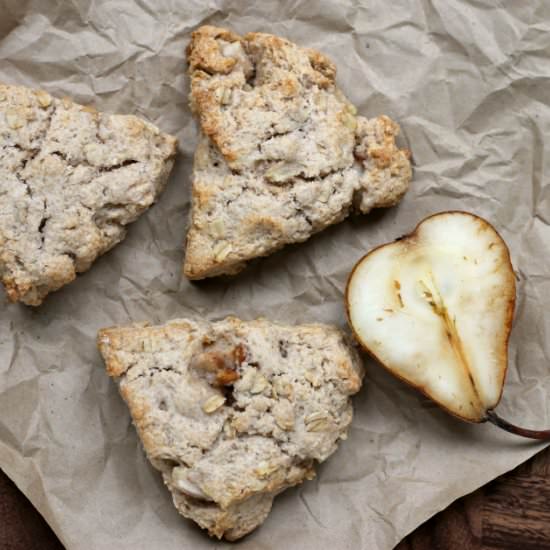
[486,410,550,441]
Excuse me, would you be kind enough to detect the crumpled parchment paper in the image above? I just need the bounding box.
[1,1,550,549]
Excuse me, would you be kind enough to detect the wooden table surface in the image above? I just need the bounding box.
[2,447,550,549]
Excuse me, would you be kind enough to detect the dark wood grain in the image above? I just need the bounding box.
[397,446,550,550]
[0,471,63,550]
[2,448,550,549]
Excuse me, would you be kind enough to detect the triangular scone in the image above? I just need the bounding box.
[98,316,363,540]
[0,83,178,305]
[183,26,412,279]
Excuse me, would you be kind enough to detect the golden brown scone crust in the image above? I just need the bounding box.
[183,26,412,279]
[0,83,177,305]
[98,316,363,540]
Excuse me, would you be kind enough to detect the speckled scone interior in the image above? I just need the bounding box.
[98,316,364,540]
[183,26,412,279]
[0,83,178,305]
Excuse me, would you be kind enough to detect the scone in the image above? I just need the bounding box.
[183,26,412,279]
[97,316,364,540]
[0,83,178,305]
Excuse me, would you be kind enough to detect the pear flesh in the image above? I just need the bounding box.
[346,211,549,439]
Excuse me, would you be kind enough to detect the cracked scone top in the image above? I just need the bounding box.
[0,83,178,305]
[183,26,412,279]
[97,316,364,540]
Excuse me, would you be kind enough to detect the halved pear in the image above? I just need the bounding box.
[346,211,550,439]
